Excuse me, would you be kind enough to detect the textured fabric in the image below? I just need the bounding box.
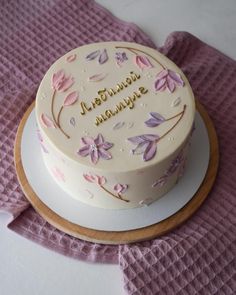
[0,0,155,264]
[120,33,236,295]
[0,0,235,294]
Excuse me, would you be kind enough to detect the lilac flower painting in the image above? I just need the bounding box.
[86,49,108,64]
[152,150,185,188]
[127,134,159,161]
[167,151,184,175]
[36,129,49,153]
[83,173,130,202]
[83,173,106,186]
[115,52,128,66]
[114,183,128,195]
[145,112,166,127]
[52,70,74,92]
[41,69,75,139]
[51,167,65,182]
[154,69,184,93]
[78,133,113,164]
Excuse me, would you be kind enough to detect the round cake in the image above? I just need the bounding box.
[35,41,195,209]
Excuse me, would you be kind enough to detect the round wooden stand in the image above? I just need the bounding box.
[14,100,219,244]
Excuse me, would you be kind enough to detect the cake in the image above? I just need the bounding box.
[35,42,195,209]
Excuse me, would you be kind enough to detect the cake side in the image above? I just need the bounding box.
[35,41,195,209]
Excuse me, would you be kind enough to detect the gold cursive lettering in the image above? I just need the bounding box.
[139,86,148,94]
[80,101,92,115]
[94,87,148,125]
[97,88,107,102]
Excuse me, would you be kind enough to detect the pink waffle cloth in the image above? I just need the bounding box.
[0,0,235,294]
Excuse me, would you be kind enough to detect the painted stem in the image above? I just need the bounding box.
[51,90,57,124]
[115,46,166,70]
[51,90,70,139]
[57,106,70,139]
[158,105,186,141]
[165,109,185,122]
[100,185,130,203]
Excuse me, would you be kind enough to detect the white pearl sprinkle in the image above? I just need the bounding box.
[140,103,147,107]
[168,137,174,141]
[90,144,98,151]
[85,189,94,199]
[127,122,134,129]
[119,148,124,152]
[41,92,46,100]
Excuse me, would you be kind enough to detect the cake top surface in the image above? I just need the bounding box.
[36,42,195,172]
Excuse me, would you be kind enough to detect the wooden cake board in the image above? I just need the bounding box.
[14,100,219,245]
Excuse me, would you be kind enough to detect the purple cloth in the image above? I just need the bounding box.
[0,0,235,294]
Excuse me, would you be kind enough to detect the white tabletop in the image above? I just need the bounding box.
[1,1,236,295]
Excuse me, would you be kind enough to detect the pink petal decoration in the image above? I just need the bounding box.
[83,173,106,186]
[98,49,108,64]
[135,55,153,70]
[83,174,96,183]
[83,173,96,183]
[40,113,56,128]
[52,167,65,182]
[95,175,106,186]
[52,70,65,89]
[88,73,107,82]
[114,183,128,194]
[59,76,74,92]
[152,176,167,188]
[63,91,78,106]
[66,54,77,62]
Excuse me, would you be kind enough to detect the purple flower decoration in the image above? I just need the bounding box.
[114,183,128,194]
[154,69,184,93]
[115,52,128,66]
[77,134,113,164]
[145,112,165,127]
[167,151,184,175]
[86,49,108,64]
[152,175,167,188]
[152,150,185,188]
[127,134,159,161]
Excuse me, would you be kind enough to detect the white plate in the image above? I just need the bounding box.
[21,109,209,232]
